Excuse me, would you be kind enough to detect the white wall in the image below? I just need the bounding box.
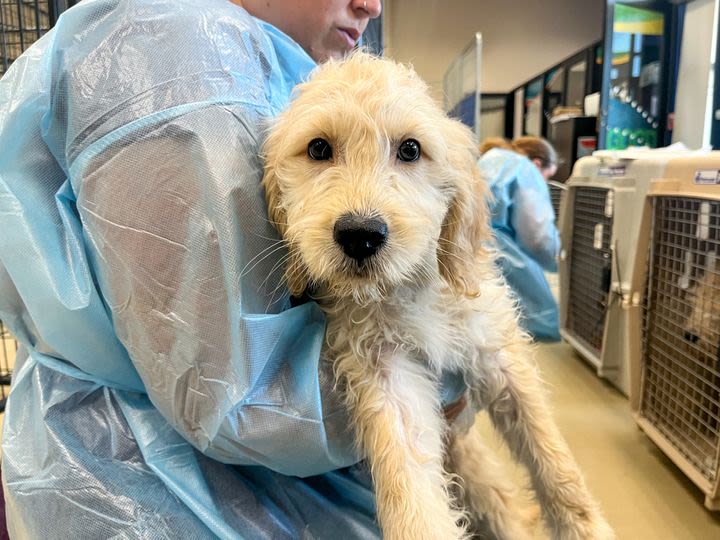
[480,109,506,139]
[672,0,718,148]
[383,0,605,97]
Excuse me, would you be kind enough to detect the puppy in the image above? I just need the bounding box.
[262,52,613,540]
[682,266,720,448]
[684,265,720,362]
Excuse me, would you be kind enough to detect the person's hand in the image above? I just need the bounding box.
[443,395,467,423]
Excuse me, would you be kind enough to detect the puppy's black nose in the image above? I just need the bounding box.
[333,213,388,263]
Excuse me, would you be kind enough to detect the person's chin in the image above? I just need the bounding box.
[319,48,352,63]
[326,35,358,60]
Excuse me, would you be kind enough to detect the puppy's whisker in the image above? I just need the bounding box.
[258,256,294,312]
[263,216,288,228]
[240,242,288,278]
[250,232,285,243]
[261,253,292,292]
[241,239,286,268]
[266,282,291,312]
[263,251,292,278]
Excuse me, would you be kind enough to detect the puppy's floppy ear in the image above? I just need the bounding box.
[437,120,491,297]
[261,132,310,298]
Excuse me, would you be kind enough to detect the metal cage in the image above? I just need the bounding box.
[0,0,55,77]
[629,158,720,510]
[559,155,674,395]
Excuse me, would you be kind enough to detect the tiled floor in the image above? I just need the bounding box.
[475,340,720,539]
[0,334,719,538]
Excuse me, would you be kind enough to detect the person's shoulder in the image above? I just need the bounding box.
[480,147,520,162]
[478,147,523,174]
[50,0,276,163]
[56,0,265,60]
[51,1,273,97]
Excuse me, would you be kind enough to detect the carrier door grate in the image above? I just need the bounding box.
[567,187,613,354]
[549,181,565,223]
[641,196,720,483]
[1,1,52,76]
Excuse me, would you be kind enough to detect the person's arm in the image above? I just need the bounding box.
[0,0,357,477]
[1,0,464,480]
[510,164,561,272]
[74,105,360,477]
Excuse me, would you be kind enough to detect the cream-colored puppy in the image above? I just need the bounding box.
[683,268,720,419]
[262,52,613,540]
[684,267,720,357]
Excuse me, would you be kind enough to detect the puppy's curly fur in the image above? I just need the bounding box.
[684,267,720,357]
[263,52,613,540]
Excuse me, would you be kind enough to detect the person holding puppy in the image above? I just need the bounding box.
[478,136,562,342]
[0,1,475,538]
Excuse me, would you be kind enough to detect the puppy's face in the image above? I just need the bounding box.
[263,53,488,302]
[683,270,720,356]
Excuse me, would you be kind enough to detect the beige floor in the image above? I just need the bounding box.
[475,340,720,540]
[0,339,719,538]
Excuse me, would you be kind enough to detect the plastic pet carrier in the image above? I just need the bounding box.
[559,153,677,395]
[628,154,720,511]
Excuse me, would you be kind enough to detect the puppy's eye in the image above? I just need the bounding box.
[397,139,421,162]
[308,138,333,161]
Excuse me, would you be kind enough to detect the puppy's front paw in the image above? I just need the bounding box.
[555,510,615,540]
[381,510,469,540]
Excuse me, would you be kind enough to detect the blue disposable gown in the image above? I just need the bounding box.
[0,0,464,537]
[478,148,561,342]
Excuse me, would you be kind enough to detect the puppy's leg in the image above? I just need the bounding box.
[448,426,535,540]
[483,344,614,540]
[342,352,468,540]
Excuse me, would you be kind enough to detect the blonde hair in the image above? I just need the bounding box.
[479,136,557,170]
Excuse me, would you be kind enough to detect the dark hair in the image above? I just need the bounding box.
[511,136,557,169]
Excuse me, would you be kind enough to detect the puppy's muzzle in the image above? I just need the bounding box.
[333,213,388,264]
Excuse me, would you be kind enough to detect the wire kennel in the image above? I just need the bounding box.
[559,155,674,395]
[0,0,57,77]
[629,155,720,511]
